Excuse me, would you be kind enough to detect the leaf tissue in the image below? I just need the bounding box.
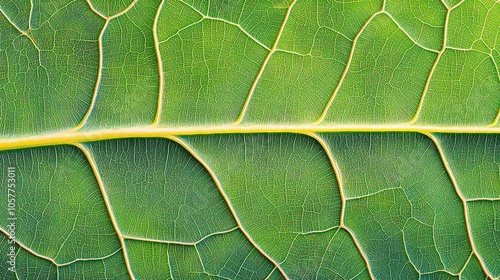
[0,0,499,279]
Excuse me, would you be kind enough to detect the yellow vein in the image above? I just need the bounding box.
[167,251,174,280]
[0,227,122,266]
[152,0,165,126]
[159,18,203,44]
[401,224,423,274]
[279,235,299,268]
[86,0,138,20]
[74,143,135,280]
[72,19,108,131]
[0,227,57,265]
[76,0,139,130]
[292,226,339,235]
[445,45,490,56]
[439,0,450,10]
[451,0,466,10]
[314,11,384,124]
[264,267,278,280]
[384,12,440,53]
[170,136,290,280]
[407,26,446,123]
[0,6,27,35]
[108,0,138,20]
[306,133,374,279]
[194,246,233,280]
[408,0,465,124]
[4,124,500,151]
[234,245,255,277]
[56,248,123,267]
[424,133,494,279]
[457,253,475,278]
[28,0,34,29]
[420,270,459,277]
[234,0,297,125]
[315,228,340,280]
[204,16,271,51]
[305,133,346,228]
[0,6,39,50]
[194,246,209,278]
[177,1,270,50]
[466,197,500,202]
[489,55,500,127]
[345,186,403,201]
[85,0,106,19]
[122,226,239,246]
[343,226,375,279]
[431,216,447,270]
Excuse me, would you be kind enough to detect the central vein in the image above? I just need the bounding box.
[1,124,499,151]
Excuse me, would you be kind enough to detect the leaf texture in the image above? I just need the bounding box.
[1,0,499,279]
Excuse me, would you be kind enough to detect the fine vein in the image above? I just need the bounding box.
[72,19,108,131]
[424,133,493,279]
[306,132,375,279]
[314,10,384,124]
[408,0,466,124]
[234,0,297,124]
[170,136,291,280]
[152,0,165,126]
[0,227,122,266]
[75,143,135,279]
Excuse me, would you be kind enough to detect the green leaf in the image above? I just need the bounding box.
[1,0,499,279]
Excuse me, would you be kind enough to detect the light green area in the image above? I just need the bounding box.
[385,0,446,51]
[126,229,278,279]
[184,134,342,276]
[158,0,288,126]
[0,0,30,30]
[420,271,457,280]
[242,0,381,124]
[125,239,173,279]
[88,0,134,18]
[436,134,500,199]
[57,251,129,279]
[416,50,500,126]
[84,0,160,129]
[0,1,103,136]
[323,14,437,124]
[468,201,500,278]
[168,244,209,279]
[447,0,500,52]
[0,236,57,279]
[461,254,488,280]
[87,138,236,241]
[0,146,121,264]
[403,218,444,273]
[180,0,292,47]
[321,133,471,275]
[281,228,370,279]
[196,229,276,279]
[345,188,417,279]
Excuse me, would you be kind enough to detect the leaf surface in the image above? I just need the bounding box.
[1,0,499,279]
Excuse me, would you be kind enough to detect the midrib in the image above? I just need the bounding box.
[1,124,499,151]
